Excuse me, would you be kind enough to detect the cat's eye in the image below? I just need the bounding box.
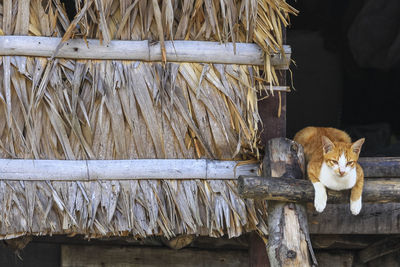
[329,160,338,165]
[346,161,354,166]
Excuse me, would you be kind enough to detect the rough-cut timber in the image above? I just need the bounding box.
[238,176,400,203]
[263,138,314,267]
[0,36,291,68]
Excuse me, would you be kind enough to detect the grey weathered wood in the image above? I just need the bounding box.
[0,159,257,180]
[308,203,400,234]
[315,252,354,267]
[61,245,249,267]
[359,157,400,178]
[0,36,291,68]
[358,236,400,263]
[238,176,400,203]
[264,138,314,267]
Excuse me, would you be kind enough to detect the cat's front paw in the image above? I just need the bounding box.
[313,182,327,213]
[350,197,362,215]
[314,195,327,213]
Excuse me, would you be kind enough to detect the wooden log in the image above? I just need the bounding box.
[0,36,291,68]
[358,236,400,263]
[61,245,249,267]
[359,157,400,178]
[238,176,400,203]
[0,159,257,181]
[264,138,315,267]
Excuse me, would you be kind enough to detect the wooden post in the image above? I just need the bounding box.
[250,78,287,267]
[264,138,316,267]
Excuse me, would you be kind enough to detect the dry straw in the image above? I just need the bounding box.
[0,0,296,240]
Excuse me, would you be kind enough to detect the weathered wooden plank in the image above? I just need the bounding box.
[359,157,400,178]
[33,235,250,250]
[258,93,287,146]
[315,251,354,267]
[264,138,313,267]
[0,36,291,68]
[249,233,270,267]
[0,159,258,180]
[238,176,400,203]
[308,203,400,234]
[311,235,383,249]
[358,236,400,263]
[61,245,249,267]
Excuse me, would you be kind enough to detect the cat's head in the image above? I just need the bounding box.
[321,136,365,177]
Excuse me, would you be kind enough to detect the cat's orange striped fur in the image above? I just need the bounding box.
[294,127,365,215]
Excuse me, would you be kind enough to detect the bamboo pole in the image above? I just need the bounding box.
[0,36,291,68]
[0,159,258,181]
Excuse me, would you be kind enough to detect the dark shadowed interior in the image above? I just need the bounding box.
[286,0,400,156]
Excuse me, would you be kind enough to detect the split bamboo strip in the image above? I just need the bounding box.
[0,159,258,180]
[0,36,291,67]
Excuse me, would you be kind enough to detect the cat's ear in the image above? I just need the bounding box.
[352,138,365,155]
[321,136,334,154]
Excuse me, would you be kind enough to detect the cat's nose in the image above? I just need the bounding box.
[339,170,345,176]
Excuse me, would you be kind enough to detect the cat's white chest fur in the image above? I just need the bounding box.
[319,162,357,190]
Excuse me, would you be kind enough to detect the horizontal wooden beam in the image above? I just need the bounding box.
[0,36,291,68]
[61,245,249,267]
[238,176,400,203]
[308,202,400,234]
[0,159,257,181]
[359,157,400,178]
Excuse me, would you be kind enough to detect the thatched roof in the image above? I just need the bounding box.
[0,0,296,240]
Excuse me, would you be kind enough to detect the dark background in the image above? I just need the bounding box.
[286,0,400,156]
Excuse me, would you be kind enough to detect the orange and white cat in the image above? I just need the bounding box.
[294,127,365,215]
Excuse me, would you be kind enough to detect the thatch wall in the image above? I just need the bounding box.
[0,0,295,240]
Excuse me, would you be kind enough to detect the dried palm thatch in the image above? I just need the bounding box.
[0,0,296,240]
